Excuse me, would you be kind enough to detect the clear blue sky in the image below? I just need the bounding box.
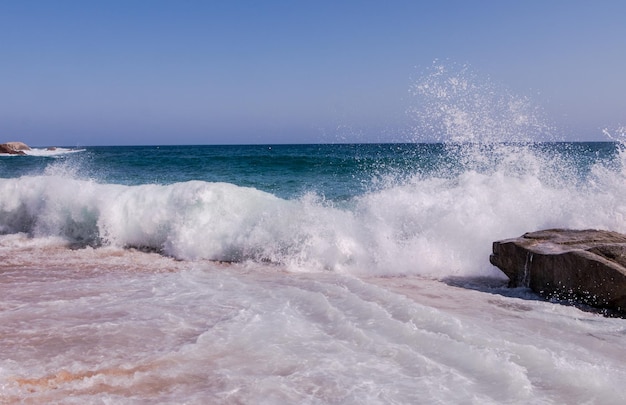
[1,0,625,145]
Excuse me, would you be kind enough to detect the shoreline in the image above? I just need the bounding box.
[1,237,625,403]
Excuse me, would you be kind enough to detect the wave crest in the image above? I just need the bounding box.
[2,147,626,279]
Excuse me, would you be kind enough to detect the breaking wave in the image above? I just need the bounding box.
[2,144,626,278]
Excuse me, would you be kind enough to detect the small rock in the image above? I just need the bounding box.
[0,141,31,155]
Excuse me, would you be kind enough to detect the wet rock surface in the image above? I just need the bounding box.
[490,229,626,315]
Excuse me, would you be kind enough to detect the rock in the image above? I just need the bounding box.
[0,141,31,155]
[0,145,25,155]
[4,141,30,151]
[490,229,626,315]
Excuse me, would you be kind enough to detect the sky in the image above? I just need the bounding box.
[1,0,625,146]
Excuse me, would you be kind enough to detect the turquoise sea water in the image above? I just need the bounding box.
[0,142,618,198]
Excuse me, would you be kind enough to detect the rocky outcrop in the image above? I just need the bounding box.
[490,229,626,315]
[0,142,31,155]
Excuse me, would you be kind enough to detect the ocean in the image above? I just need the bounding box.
[1,141,625,404]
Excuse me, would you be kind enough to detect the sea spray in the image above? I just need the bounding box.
[409,61,552,144]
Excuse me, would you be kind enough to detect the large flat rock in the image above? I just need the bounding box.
[490,229,626,315]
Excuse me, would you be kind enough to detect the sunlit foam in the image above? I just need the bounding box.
[24,147,86,157]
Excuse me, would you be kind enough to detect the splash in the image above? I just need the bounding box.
[602,125,626,158]
[409,61,552,144]
[404,62,581,187]
[602,125,626,141]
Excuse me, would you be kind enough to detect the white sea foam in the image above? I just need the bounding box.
[0,147,86,157]
[0,245,624,404]
[1,144,625,278]
[24,147,86,157]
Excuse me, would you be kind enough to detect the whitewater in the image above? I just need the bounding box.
[1,65,625,404]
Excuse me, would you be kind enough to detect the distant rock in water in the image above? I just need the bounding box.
[490,229,626,316]
[0,141,31,155]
